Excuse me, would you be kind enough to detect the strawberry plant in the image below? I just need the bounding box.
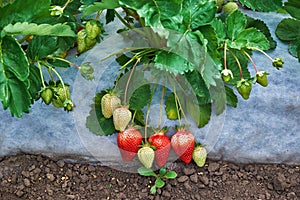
[137,166,177,195]
[1,0,294,195]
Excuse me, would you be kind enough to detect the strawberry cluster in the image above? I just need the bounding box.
[116,126,207,169]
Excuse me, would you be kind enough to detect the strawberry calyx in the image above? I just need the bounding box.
[139,141,157,151]
[221,69,233,82]
[175,125,190,132]
[194,142,205,148]
[152,126,169,136]
[272,57,284,69]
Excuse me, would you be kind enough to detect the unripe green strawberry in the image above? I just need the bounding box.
[237,79,252,100]
[77,29,87,53]
[138,146,155,169]
[255,71,269,87]
[113,106,132,131]
[85,37,97,49]
[192,145,207,167]
[272,57,284,69]
[101,93,121,118]
[41,87,53,105]
[85,19,103,39]
[221,69,233,82]
[52,84,71,108]
[63,99,74,112]
[223,2,238,14]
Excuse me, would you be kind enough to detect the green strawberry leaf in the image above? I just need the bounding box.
[276,18,300,41]
[239,0,283,12]
[27,36,75,61]
[184,71,211,105]
[27,64,42,102]
[80,0,120,17]
[105,9,115,24]
[0,36,29,81]
[226,10,247,40]
[182,0,217,30]
[155,178,165,188]
[27,36,58,61]
[225,86,238,108]
[284,0,300,20]
[164,171,177,179]
[150,185,157,194]
[86,91,116,136]
[138,167,157,177]
[129,84,151,110]
[288,39,300,61]
[158,31,206,75]
[2,22,76,38]
[0,0,51,29]
[119,0,182,31]
[154,51,195,75]
[229,27,270,50]
[159,167,167,176]
[132,109,145,126]
[211,18,226,43]
[165,92,181,120]
[0,36,32,117]
[190,102,211,128]
[246,17,277,49]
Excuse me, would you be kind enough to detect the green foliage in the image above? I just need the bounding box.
[246,17,277,49]
[0,0,51,29]
[129,84,151,110]
[239,0,283,12]
[276,0,300,61]
[138,167,177,194]
[80,0,120,18]
[283,0,300,19]
[226,10,270,50]
[0,36,31,117]
[2,22,76,37]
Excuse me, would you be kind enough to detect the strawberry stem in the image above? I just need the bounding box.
[144,83,157,142]
[159,81,166,129]
[249,47,274,62]
[243,51,259,73]
[124,58,139,105]
[173,85,182,127]
[228,50,244,79]
[47,56,80,69]
[50,67,69,100]
[62,0,71,10]
[37,62,46,88]
[47,68,55,82]
[224,41,228,70]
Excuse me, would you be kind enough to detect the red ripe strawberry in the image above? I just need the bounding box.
[148,128,171,167]
[171,128,195,164]
[117,127,143,162]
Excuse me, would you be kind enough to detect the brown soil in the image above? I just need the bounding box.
[0,154,299,200]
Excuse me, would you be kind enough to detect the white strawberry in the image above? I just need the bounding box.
[192,145,207,167]
[138,146,155,169]
[113,106,132,131]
